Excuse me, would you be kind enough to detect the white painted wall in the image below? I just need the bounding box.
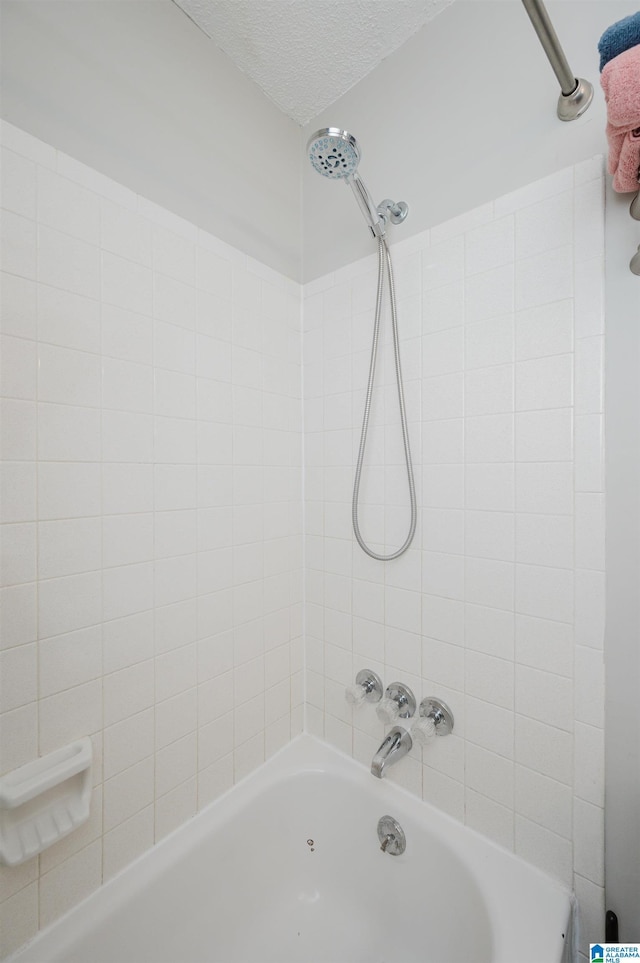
[604,188,640,943]
[0,0,301,280]
[302,0,638,281]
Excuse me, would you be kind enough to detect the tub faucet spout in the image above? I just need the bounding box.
[371,726,412,778]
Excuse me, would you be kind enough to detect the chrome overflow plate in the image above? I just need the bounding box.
[377,815,406,856]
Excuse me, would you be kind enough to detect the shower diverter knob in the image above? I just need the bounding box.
[375,682,416,724]
[376,697,399,725]
[345,669,383,708]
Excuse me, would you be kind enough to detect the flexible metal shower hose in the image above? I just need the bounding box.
[352,237,417,560]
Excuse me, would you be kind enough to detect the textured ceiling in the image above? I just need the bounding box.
[173,0,454,125]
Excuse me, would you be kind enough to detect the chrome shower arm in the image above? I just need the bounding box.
[521,0,593,121]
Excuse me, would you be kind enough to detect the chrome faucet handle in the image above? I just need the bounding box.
[411,714,437,746]
[375,682,416,724]
[416,697,454,736]
[345,669,383,708]
[376,696,399,725]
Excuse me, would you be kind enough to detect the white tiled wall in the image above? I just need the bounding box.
[0,121,302,957]
[303,158,606,957]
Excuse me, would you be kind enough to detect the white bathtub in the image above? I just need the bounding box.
[8,735,573,963]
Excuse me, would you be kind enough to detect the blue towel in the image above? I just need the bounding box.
[598,11,640,72]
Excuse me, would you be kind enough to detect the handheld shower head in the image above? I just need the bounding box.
[307,128,360,179]
[307,127,408,239]
[307,129,415,561]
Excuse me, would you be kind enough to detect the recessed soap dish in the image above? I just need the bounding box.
[0,738,92,867]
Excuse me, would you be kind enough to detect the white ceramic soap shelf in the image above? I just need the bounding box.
[0,738,92,866]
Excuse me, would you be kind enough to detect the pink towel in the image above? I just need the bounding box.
[606,124,640,191]
[601,45,640,192]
